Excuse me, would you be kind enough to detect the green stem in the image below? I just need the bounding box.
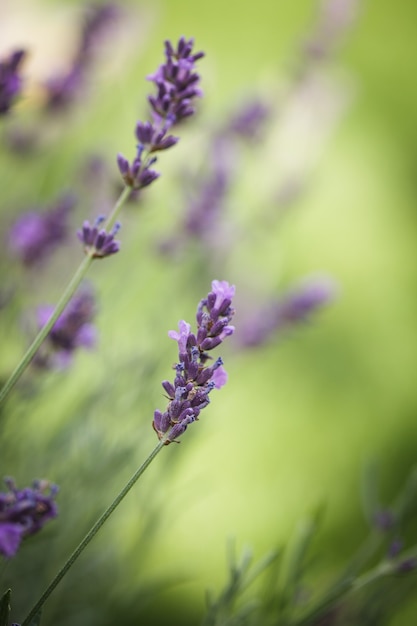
[105,184,132,230]
[0,254,94,405]
[21,439,166,626]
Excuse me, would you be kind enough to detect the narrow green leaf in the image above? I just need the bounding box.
[0,589,11,626]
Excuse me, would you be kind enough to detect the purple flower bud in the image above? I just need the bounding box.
[77,217,120,258]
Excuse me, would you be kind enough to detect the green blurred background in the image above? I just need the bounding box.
[1,0,417,624]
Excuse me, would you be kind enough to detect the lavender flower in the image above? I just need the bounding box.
[8,194,76,266]
[226,98,270,141]
[117,37,204,190]
[0,477,58,558]
[239,277,336,348]
[153,280,235,444]
[77,216,120,258]
[147,37,204,126]
[0,49,26,115]
[34,287,97,368]
[43,3,119,111]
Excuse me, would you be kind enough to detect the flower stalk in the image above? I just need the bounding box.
[21,438,166,626]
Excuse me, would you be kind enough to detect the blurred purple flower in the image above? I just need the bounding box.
[0,49,26,115]
[153,280,235,444]
[8,194,76,266]
[34,286,97,369]
[0,477,58,558]
[226,98,270,141]
[77,216,120,258]
[239,277,336,348]
[118,36,204,190]
[43,3,119,111]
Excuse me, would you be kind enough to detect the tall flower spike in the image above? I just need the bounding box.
[153,280,235,444]
[0,49,26,115]
[0,477,58,558]
[117,37,204,190]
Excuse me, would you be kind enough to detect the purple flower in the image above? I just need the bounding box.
[118,37,204,190]
[0,477,58,558]
[147,37,204,127]
[8,194,76,266]
[239,277,336,348]
[0,49,26,115]
[226,98,270,141]
[43,3,119,111]
[153,280,235,444]
[77,216,120,258]
[34,286,97,369]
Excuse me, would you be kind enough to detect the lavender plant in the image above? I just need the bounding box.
[1,1,416,625]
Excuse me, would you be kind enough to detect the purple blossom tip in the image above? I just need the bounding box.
[153,281,235,443]
[78,218,121,258]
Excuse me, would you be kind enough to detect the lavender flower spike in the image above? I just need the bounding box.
[118,37,204,190]
[77,216,120,258]
[153,280,235,444]
[0,477,58,558]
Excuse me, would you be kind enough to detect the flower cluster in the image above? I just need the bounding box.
[240,277,336,347]
[35,287,97,368]
[153,280,235,444]
[77,216,120,258]
[0,49,26,115]
[117,37,204,190]
[43,3,118,111]
[0,478,58,559]
[8,194,76,266]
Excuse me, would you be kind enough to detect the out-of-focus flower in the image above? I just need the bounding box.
[226,98,270,141]
[118,36,204,190]
[239,277,336,348]
[8,194,76,266]
[153,280,235,444]
[77,216,120,258]
[43,3,119,111]
[0,49,26,116]
[304,0,359,62]
[0,477,58,559]
[34,286,97,369]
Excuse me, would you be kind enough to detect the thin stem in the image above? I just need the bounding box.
[0,254,93,405]
[104,185,131,230]
[21,439,166,626]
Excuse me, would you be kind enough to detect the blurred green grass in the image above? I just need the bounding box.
[1,0,417,624]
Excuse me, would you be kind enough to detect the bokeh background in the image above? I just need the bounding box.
[1,0,417,624]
